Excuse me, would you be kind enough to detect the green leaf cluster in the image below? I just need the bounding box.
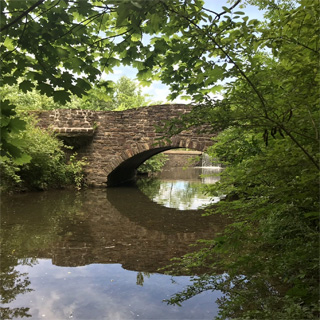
[0,99,30,164]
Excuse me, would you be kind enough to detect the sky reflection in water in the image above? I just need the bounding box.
[151,180,219,210]
[10,260,221,320]
[138,167,222,210]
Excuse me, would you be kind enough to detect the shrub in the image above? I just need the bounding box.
[0,114,87,192]
[137,153,168,174]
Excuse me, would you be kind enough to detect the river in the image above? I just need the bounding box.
[1,167,226,319]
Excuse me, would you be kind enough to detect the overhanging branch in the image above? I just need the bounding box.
[0,0,45,32]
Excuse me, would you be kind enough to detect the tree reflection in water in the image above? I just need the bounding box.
[0,255,33,319]
[136,272,151,286]
[0,191,84,319]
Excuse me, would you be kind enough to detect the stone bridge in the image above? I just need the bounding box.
[36,104,214,187]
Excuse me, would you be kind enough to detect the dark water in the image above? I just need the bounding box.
[1,170,227,319]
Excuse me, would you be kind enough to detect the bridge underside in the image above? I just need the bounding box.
[107,147,173,187]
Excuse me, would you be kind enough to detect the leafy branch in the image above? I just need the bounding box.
[0,0,45,32]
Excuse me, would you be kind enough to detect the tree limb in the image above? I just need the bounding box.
[203,0,242,21]
[0,0,45,33]
[161,1,268,114]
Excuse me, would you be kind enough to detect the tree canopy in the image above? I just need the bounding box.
[0,76,151,111]
[1,0,319,164]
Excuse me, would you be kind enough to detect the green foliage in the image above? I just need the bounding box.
[166,141,319,317]
[0,114,87,192]
[113,76,151,110]
[68,82,114,111]
[137,152,168,174]
[0,99,30,164]
[70,76,151,111]
[0,157,22,191]
[208,127,263,166]
[165,135,319,318]
[0,82,88,192]
[0,76,151,112]
[1,0,157,160]
[155,0,319,318]
[67,153,88,190]
[1,81,62,111]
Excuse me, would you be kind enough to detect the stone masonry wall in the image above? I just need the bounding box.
[36,104,215,186]
[162,150,202,168]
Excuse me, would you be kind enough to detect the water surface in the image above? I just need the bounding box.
[1,171,226,319]
[140,166,222,210]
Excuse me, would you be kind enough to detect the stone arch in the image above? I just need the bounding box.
[35,104,215,187]
[107,138,208,187]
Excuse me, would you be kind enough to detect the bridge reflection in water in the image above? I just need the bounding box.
[2,187,226,270]
[1,185,227,319]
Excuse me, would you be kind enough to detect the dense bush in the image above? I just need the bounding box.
[0,114,87,192]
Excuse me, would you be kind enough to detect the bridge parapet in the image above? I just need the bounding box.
[51,109,96,137]
[50,109,96,128]
[53,127,95,137]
